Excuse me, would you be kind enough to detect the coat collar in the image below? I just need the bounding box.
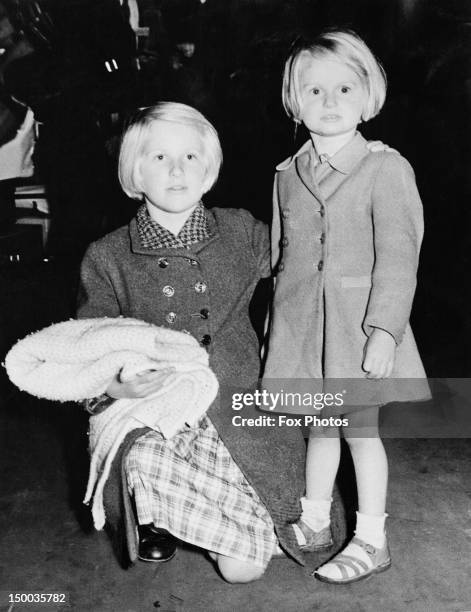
[136,202,210,249]
[129,207,220,255]
[275,131,369,175]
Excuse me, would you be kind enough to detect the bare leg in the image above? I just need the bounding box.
[299,426,341,538]
[305,426,341,501]
[315,407,390,584]
[343,407,388,515]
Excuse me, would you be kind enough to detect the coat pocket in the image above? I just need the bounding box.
[341,276,372,288]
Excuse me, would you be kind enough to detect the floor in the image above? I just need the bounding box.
[1,259,470,612]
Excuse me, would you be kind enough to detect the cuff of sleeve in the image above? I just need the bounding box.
[363,322,402,345]
[82,393,115,415]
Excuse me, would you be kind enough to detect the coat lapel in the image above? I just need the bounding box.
[292,132,371,204]
[317,132,370,202]
[295,146,325,203]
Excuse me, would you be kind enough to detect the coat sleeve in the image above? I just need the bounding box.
[239,208,271,279]
[76,242,121,319]
[363,153,424,344]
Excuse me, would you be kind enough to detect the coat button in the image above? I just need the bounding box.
[158,257,169,268]
[281,208,290,219]
[162,285,175,297]
[201,334,211,346]
[278,262,284,272]
[282,237,289,247]
[166,312,177,324]
[194,281,207,293]
[320,233,325,244]
[319,206,325,217]
[185,258,199,267]
[200,308,209,319]
[317,260,324,271]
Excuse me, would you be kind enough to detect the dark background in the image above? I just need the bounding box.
[1,0,470,376]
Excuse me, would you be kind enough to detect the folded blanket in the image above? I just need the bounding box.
[5,316,215,401]
[5,317,219,528]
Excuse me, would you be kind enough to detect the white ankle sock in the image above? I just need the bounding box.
[354,511,388,549]
[300,497,332,532]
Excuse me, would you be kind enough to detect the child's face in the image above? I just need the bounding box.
[136,120,209,214]
[298,55,367,139]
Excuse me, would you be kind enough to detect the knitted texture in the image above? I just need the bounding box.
[5,317,214,400]
[5,317,219,529]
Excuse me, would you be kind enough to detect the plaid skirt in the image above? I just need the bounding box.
[125,415,277,567]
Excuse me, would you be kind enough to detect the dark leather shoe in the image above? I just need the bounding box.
[138,523,178,563]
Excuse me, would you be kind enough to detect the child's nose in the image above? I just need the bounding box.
[170,161,183,176]
[324,92,337,108]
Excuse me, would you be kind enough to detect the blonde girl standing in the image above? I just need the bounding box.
[263,30,429,584]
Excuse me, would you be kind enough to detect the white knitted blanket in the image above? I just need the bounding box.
[5,317,219,528]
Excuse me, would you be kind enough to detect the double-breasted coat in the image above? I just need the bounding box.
[263,132,430,407]
[77,207,310,563]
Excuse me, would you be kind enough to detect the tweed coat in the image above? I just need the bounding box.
[263,132,430,407]
[77,206,309,563]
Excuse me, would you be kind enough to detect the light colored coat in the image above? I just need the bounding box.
[263,132,430,406]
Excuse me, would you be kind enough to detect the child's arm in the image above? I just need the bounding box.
[363,153,424,375]
[362,328,396,378]
[77,243,175,400]
[106,368,175,399]
[239,208,271,278]
[77,242,121,319]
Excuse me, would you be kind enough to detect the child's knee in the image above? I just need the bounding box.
[308,426,340,441]
[217,556,266,584]
[344,435,381,452]
[343,407,380,441]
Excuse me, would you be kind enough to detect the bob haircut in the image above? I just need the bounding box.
[118,102,223,200]
[282,30,387,123]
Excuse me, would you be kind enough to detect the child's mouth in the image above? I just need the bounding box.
[322,115,341,122]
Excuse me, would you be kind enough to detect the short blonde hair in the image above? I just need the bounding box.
[282,30,387,123]
[118,102,223,200]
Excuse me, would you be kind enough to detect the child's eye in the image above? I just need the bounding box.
[311,88,320,95]
[340,86,351,94]
[154,154,165,161]
[186,153,196,160]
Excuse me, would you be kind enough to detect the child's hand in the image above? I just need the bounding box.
[366,140,398,154]
[106,368,175,399]
[362,328,396,379]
